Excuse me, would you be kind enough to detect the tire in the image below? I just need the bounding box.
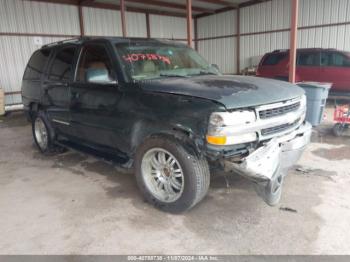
[32,111,57,154]
[134,136,210,213]
[263,173,283,206]
[333,123,345,137]
[254,167,283,206]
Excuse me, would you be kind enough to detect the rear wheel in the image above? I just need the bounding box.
[135,137,210,213]
[32,111,59,154]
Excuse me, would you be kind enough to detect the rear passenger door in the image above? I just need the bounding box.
[296,50,321,82]
[70,42,123,148]
[44,45,77,135]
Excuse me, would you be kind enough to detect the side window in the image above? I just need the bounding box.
[344,56,350,67]
[262,53,287,66]
[297,52,320,66]
[76,44,116,83]
[23,49,51,80]
[320,52,330,66]
[48,46,76,81]
[329,52,350,67]
[321,52,350,67]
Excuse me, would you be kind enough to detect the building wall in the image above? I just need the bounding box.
[197,0,350,74]
[297,0,350,51]
[83,7,122,37]
[149,14,194,49]
[0,0,79,105]
[197,10,237,74]
[0,0,187,106]
[83,7,148,37]
[0,0,80,35]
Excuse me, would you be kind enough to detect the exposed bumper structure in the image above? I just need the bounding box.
[221,122,312,182]
[220,121,312,206]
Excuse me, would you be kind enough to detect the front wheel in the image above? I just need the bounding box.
[135,137,210,213]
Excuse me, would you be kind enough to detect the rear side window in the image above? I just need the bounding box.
[262,53,287,66]
[23,49,51,80]
[48,46,77,81]
[297,52,320,66]
[321,52,350,67]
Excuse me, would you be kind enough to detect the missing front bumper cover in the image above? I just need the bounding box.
[221,122,312,182]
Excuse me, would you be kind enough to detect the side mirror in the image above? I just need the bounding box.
[86,68,117,84]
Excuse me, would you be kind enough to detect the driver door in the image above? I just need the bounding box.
[69,42,123,148]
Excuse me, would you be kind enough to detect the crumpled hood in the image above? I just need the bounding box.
[141,75,304,109]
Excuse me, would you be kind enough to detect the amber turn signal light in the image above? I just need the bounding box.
[206,135,227,145]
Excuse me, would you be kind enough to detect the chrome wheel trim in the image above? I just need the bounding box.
[141,148,185,203]
[34,118,48,150]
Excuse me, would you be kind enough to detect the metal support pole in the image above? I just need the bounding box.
[78,5,84,36]
[289,0,299,83]
[146,12,151,38]
[194,17,198,50]
[120,0,127,37]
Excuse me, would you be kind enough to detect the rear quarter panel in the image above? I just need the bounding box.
[257,53,289,80]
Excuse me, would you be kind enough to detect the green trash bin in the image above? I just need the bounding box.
[297,82,332,126]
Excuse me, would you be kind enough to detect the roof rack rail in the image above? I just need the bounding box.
[42,37,90,48]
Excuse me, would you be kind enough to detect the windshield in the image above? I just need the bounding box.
[115,43,220,81]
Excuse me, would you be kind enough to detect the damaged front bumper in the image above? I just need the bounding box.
[221,122,312,182]
[220,122,312,205]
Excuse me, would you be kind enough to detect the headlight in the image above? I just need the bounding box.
[209,113,224,127]
[209,111,256,127]
[207,110,257,146]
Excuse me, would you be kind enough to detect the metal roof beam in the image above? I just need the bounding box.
[194,0,238,8]
[239,0,271,8]
[79,0,94,4]
[125,0,214,13]
[82,2,187,17]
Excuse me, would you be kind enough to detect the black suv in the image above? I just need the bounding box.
[22,37,311,212]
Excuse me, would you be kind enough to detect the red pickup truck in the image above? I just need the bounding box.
[256,48,350,93]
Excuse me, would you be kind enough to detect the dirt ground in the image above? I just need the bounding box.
[0,108,349,255]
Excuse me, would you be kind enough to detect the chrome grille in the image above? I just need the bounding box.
[261,118,301,136]
[259,102,301,119]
